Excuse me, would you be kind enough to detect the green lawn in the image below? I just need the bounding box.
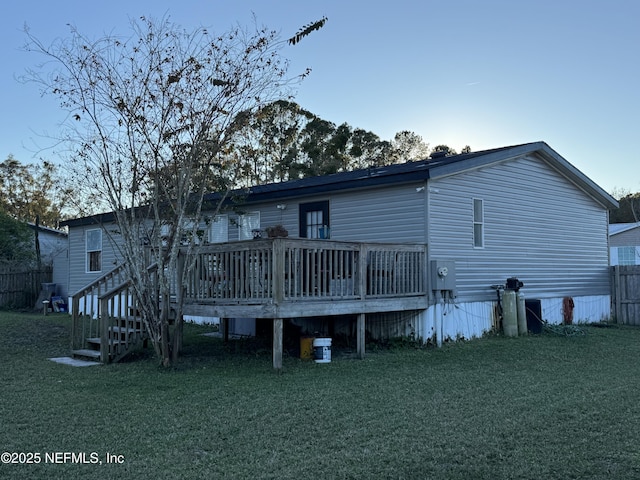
[1,311,640,479]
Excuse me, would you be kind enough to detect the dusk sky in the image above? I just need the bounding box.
[1,0,638,195]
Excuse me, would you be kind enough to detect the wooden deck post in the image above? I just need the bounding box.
[273,318,283,371]
[357,313,365,359]
[220,318,229,343]
[272,239,285,304]
[99,297,109,363]
[358,244,368,298]
[614,266,621,323]
[71,295,80,350]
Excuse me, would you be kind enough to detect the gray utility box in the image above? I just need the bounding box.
[430,259,456,293]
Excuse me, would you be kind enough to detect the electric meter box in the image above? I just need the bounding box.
[430,259,456,292]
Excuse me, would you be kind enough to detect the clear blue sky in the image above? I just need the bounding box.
[2,0,639,195]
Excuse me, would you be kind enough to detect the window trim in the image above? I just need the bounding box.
[472,198,484,249]
[85,228,103,273]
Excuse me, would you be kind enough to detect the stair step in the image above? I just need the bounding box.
[72,349,101,360]
[119,317,143,323]
[120,322,143,328]
[109,326,143,334]
[72,319,148,363]
[86,337,126,347]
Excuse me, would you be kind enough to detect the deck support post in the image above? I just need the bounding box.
[220,318,229,343]
[357,313,366,359]
[273,318,283,371]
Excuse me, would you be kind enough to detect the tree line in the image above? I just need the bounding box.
[0,156,73,266]
[225,100,440,186]
[610,190,640,223]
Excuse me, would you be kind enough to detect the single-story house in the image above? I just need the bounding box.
[60,141,618,363]
[609,222,640,265]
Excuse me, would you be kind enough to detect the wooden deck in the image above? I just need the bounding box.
[180,238,428,318]
[70,238,428,368]
[180,238,428,368]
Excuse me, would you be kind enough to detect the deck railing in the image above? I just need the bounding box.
[70,238,427,361]
[181,238,427,305]
[97,265,157,362]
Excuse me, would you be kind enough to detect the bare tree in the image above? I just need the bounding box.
[23,15,326,366]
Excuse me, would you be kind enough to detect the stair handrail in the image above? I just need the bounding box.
[95,262,159,362]
[98,278,132,363]
[70,263,128,351]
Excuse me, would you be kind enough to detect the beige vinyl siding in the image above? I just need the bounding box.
[428,154,610,301]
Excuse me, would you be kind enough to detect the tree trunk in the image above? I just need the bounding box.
[171,316,184,364]
[160,320,171,367]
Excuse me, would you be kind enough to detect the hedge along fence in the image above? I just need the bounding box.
[0,265,53,309]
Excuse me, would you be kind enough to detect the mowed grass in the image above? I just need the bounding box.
[1,312,640,479]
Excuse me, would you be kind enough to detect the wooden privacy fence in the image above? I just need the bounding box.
[611,265,640,325]
[0,265,53,309]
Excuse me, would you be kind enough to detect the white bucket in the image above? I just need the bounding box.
[313,337,332,363]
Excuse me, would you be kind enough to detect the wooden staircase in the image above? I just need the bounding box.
[70,264,155,363]
[72,312,147,363]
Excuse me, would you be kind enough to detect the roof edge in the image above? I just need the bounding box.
[428,141,618,210]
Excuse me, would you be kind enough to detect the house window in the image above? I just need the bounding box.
[208,215,229,243]
[86,228,102,272]
[299,201,330,238]
[238,212,260,240]
[473,198,484,248]
[618,246,637,265]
